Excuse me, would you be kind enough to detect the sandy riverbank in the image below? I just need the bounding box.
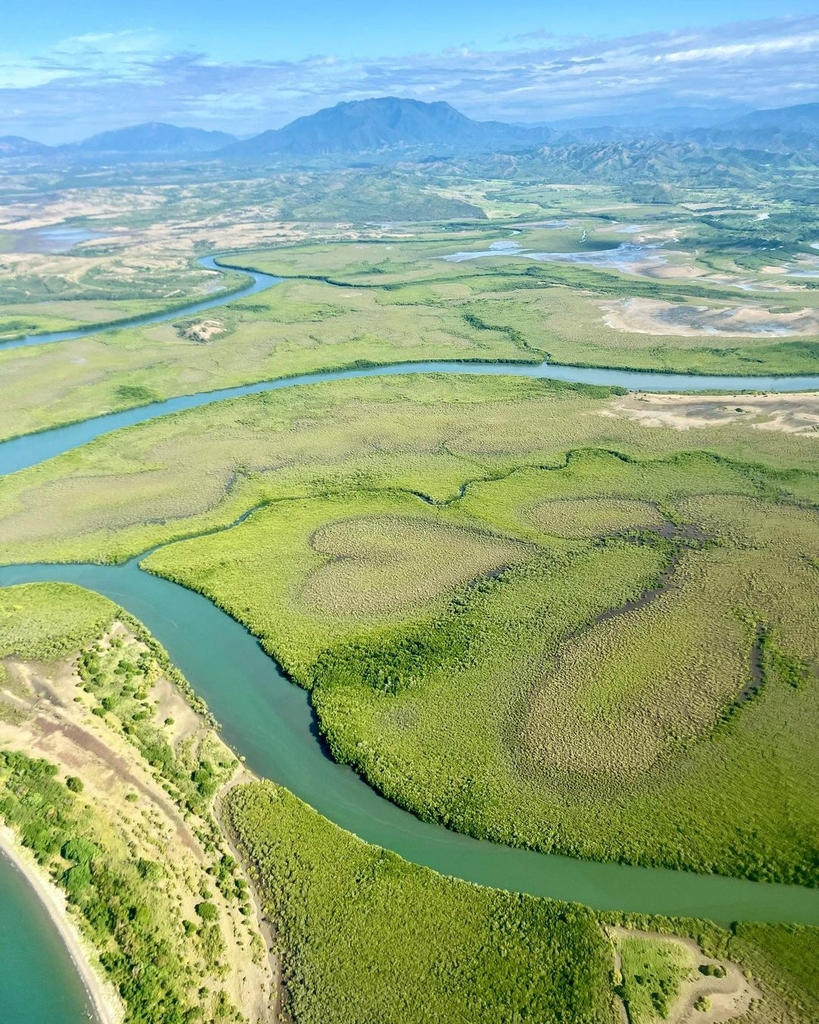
[0,825,123,1024]
[605,391,819,434]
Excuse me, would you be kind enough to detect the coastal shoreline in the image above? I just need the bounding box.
[0,824,122,1024]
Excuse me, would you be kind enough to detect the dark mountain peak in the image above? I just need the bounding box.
[222,96,551,162]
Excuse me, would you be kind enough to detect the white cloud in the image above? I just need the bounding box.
[2,16,818,142]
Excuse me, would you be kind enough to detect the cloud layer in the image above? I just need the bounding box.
[2,16,818,142]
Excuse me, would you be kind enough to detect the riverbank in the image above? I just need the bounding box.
[0,606,277,1024]
[0,825,122,1024]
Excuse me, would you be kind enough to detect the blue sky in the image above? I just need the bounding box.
[3,1,819,141]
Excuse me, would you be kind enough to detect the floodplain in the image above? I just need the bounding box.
[0,164,817,1024]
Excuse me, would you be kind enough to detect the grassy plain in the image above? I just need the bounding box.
[1,182,818,440]
[618,934,692,1023]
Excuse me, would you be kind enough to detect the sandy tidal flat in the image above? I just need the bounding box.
[606,392,819,434]
[600,297,819,338]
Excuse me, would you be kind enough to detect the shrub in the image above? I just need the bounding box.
[195,901,218,922]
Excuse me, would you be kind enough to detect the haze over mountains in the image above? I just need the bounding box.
[1,96,817,166]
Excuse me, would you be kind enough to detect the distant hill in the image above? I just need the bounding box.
[432,139,816,192]
[0,135,52,157]
[1,99,817,172]
[221,97,552,162]
[696,103,819,153]
[66,122,237,156]
[726,103,819,136]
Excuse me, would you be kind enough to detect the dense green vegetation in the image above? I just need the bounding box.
[618,935,691,1023]
[1,373,815,566]
[228,779,618,1024]
[145,449,818,885]
[0,581,115,659]
[1,374,816,885]
[731,923,819,1022]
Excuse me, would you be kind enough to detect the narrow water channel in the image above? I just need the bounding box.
[1,255,281,350]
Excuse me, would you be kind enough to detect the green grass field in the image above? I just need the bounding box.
[617,935,692,1023]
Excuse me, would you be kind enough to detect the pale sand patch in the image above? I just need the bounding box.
[599,297,819,338]
[604,392,819,435]
[152,675,202,748]
[607,926,760,1024]
[180,318,226,343]
[643,262,706,280]
[0,826,123,1024]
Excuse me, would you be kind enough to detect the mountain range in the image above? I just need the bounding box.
[1,97,817,165]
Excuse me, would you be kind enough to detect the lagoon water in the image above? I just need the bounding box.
[0,850,94,1023]
[442,240,666,270]
[11,226,104,254]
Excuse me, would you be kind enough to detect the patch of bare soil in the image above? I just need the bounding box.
[600,297,819,338]
[179,317,226,343]
[604,392,819,435]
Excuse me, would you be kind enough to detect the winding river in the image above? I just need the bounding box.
[2,256,281,351]
[2,251,819,1024]
[1,555,818,928]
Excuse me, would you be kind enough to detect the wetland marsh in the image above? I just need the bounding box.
[0,170,817,1024]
